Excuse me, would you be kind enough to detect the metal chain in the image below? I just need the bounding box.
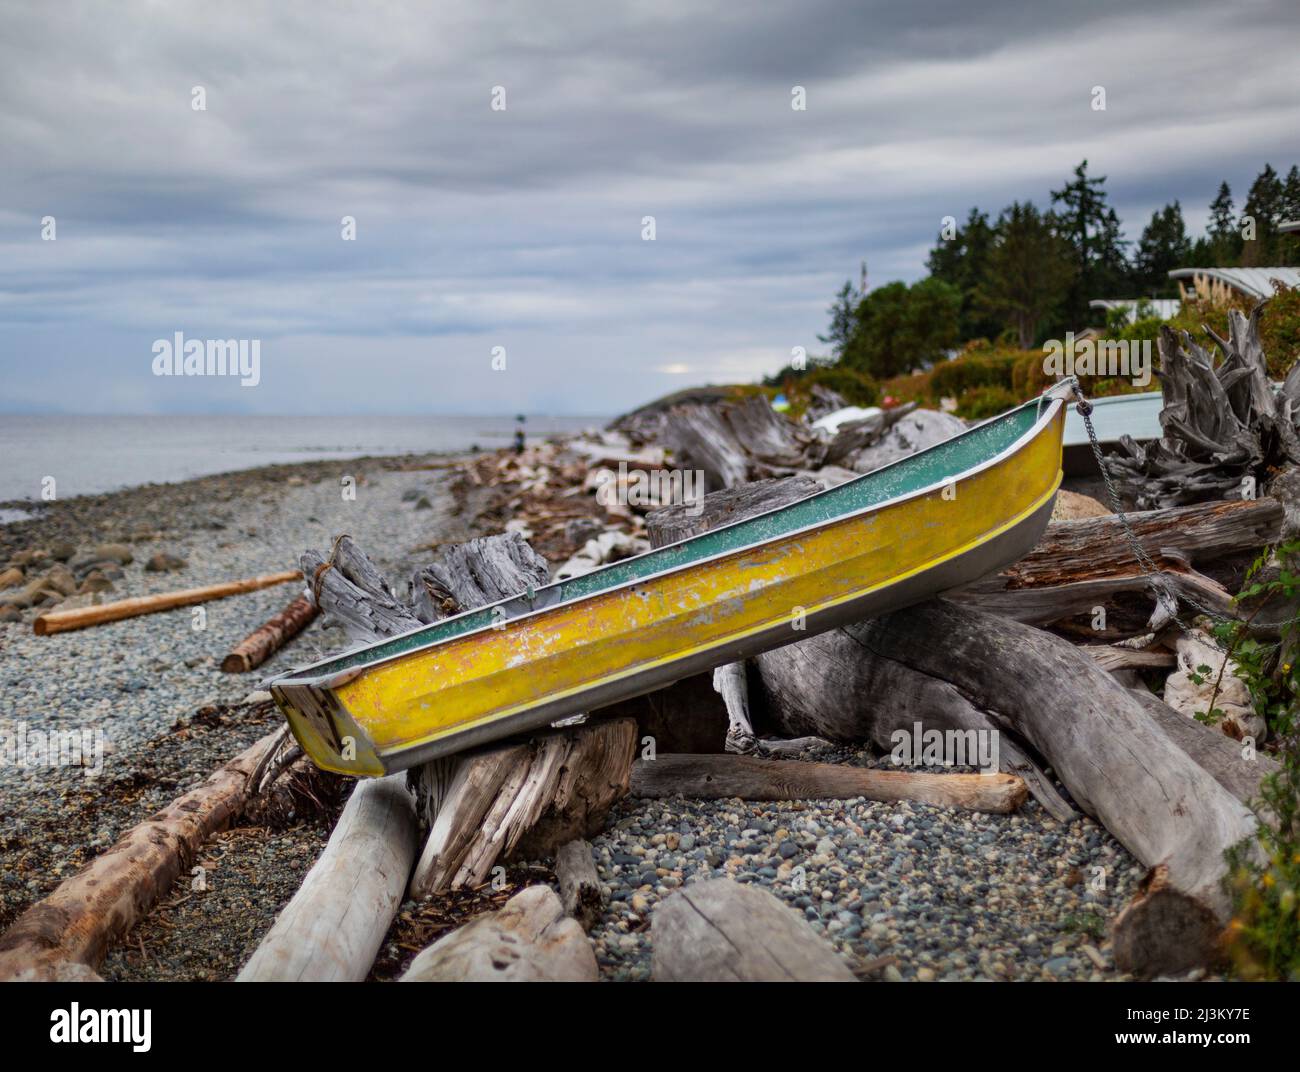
[1064,379,1297,653]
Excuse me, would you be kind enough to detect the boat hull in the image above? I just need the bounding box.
[273,399,1066,776]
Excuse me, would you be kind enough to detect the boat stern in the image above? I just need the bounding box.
[271,679,387,777]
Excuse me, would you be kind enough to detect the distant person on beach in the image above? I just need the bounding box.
[514,414,526,454]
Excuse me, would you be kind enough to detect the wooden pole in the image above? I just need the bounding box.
[631,754,1028,814]
[34,570,303,635]
[220,594,318,673]
[236,775,417,982]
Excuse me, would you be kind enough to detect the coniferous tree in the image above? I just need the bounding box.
[1133,201,1191,296]
[1241,163,1285,265]
[817,277,861,357]
[1051,160,1129,324]
[975,202,1074,349]
[1204,181,1240,265]
[1280,166,1300,265]
[926,208,1000,340]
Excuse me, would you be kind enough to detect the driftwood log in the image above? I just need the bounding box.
[0,730,284,981]
[652,879,855,982]
[949,498,1281,629]
[408,719,636,898]
[236,775,417,982]
[220,593,318,672]
[630,754,1027,813]
[400,885,597,982]
[33,570,302,635]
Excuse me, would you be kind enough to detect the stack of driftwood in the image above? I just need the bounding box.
[1,319,1291,982]
[236,365,1288,979]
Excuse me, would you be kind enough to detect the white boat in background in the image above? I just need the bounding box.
[1062,390,1163,474]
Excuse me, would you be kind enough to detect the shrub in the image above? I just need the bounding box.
[877,370,933,407]
[792,365,880,407]
[954,385,1020,419]
[928,351,1020,399]
[1209,546,1300,980]
[1260,283,1300,379]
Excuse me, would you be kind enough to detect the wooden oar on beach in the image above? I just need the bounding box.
[33,570,303,636]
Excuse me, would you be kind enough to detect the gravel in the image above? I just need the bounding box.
[0,452,469,959]
[574,744,1152,982]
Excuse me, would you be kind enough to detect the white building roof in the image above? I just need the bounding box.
[1168,266,1300,299]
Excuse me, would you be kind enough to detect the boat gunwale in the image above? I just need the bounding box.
[272,396,1065,690]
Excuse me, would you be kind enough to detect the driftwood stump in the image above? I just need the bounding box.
[302,531,636,901]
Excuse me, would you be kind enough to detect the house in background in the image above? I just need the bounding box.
[1168,265,1300,305]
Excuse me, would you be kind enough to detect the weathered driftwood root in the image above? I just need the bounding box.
[554,839,605,932]
[0,730,283,981]
[400,885,597,982]
[236,775,417,982]
[630,754,1027,813]
[1106,308,1300,509]
[220,593,318,672]
[409,719,636,898]
[661,397,822,491]
[652,879,855,982]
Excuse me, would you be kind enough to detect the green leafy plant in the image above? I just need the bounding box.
[1209,541,1300,980]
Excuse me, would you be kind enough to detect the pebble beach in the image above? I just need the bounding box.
[0,447,1193,982]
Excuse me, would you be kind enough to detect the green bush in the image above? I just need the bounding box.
[954,384,1020,419]
[928,351,1020,399]
[1207,546,1300,980]
[793,365,880,407]
[1260,283,1300,379]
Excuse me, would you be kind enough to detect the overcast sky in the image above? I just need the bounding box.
[0,0,1295,416]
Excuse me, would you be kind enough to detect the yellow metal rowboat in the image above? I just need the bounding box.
[271,390,1069,776]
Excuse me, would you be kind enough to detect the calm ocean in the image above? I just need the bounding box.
[0,413,606,506]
